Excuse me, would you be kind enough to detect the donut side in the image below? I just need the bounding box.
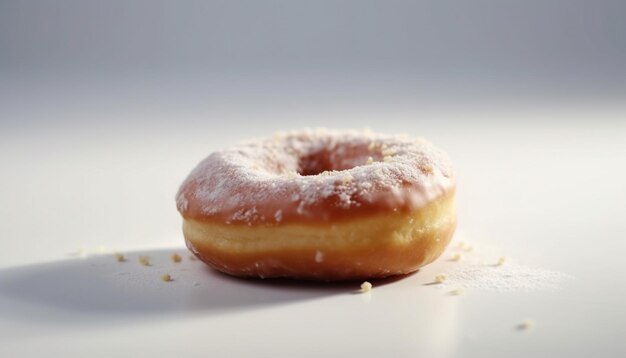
[182,190,456,281]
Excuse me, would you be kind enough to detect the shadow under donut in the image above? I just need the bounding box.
[0,248,411,328]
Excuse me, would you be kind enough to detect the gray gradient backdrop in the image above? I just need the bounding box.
[1,0,625,132]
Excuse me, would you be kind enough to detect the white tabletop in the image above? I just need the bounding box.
[1,107,625,357]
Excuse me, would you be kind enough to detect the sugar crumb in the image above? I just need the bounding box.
[450,253,462,262]
[420,163,433,174]
[114,253,126,262]
[382,147,397,156]
[435,273,448,283]
[366,156,374,165]
[449,288,465,296]
[138,256,152,266]
[444,236,571,292]
[516,319,534,331]
[457,241,474,251]
[274,209,283,222]
[161,273,173,282]
[361,281,372,292]
[171,253,182,263]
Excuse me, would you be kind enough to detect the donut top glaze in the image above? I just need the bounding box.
[176,129,455,225]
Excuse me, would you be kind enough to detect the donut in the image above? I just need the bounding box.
[176,129,456,281]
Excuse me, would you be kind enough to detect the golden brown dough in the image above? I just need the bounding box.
[176,129,456,281]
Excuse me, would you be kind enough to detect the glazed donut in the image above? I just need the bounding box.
[176,129,456,281]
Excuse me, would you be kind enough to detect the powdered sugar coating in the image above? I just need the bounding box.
[176,129,455,225]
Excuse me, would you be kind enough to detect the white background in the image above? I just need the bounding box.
[1,110,625,357]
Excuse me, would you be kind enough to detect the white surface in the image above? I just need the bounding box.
[1,109,626,357]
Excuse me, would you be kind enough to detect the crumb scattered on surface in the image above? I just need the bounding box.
[138,256,151,266]
[361,281,372,292]
[450,253,462,262]
[457,241,473,251]
[366,156,374,165]
[171,253,182,263]
[435,273,448,283]
[516,319,534,330]
[444,234,571,292]
[449,288,465,296]
[160,274,173,282]
[114,253,126,262]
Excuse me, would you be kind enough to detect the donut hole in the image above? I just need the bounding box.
[297,144,380,176]
[297,150,334,176]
